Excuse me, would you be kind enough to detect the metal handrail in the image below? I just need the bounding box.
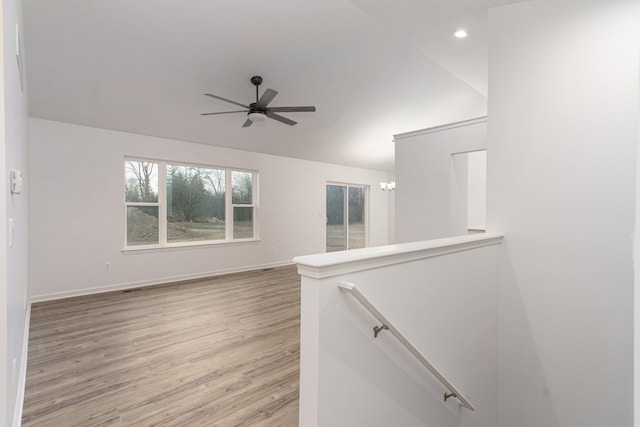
[338,281,476,411]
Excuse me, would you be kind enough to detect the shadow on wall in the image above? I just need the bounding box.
[497,245,560,427]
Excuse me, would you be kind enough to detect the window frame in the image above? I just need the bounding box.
[124,157,259,251]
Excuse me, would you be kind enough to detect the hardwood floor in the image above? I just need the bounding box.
[22,265,301,426]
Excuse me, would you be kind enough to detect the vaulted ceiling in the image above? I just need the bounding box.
[23,0,526,170]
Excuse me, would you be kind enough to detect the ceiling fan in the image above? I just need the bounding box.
[202,76,316,127]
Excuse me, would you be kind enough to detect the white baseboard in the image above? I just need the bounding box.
[30,261,295,303]
[12,302,30,427]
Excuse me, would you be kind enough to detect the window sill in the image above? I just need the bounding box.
[121,238,261,254]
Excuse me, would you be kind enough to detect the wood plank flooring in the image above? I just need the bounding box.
[22,265,301,426]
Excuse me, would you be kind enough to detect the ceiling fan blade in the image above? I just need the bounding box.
[204,93,251,109]
[266,111,297,126]
[268,106,316,113]
[242,118,253,128]
[256,88,278,108]
[201,110,249,116]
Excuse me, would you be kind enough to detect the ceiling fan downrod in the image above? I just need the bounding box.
[251,75,263,103]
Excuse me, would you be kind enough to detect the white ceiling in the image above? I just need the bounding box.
[23,0,525,171]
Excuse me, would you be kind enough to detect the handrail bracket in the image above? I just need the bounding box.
[373,324,389,338]
[444,392,457,402]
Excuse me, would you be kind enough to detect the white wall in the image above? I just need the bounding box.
[28,119,389,300]
[487,2,639,426]
[394,118,487,243]
[386,171,396,244]
[0,28,6,427]
[450,152,469,237]
[295,234,501,427]
[1,0,30,422]
[467,151,486,230]
[635,47,640,427]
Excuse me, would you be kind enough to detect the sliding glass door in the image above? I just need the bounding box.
[326,184,367,252]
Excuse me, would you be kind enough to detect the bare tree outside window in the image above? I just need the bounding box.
[166,165,226,242]
[232,171,253,204]
[124,160,256,247]
[125,161,158,202]
[232,171,254,238]
[326,184,366,252]
[125,160,159,245]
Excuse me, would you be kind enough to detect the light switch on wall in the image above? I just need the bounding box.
[10,170,23,194]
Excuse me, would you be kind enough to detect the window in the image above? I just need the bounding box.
[232,171,255,239]
[125,159,258,248]
[326,183,367,252]
[125,160,159,246]
[166,164,226,243]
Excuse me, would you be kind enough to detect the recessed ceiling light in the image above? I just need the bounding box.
[454,29,468,39]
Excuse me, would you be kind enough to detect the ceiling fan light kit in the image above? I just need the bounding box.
[202,75,316,127]
[454,29,468,38]
[247,112,266,122]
